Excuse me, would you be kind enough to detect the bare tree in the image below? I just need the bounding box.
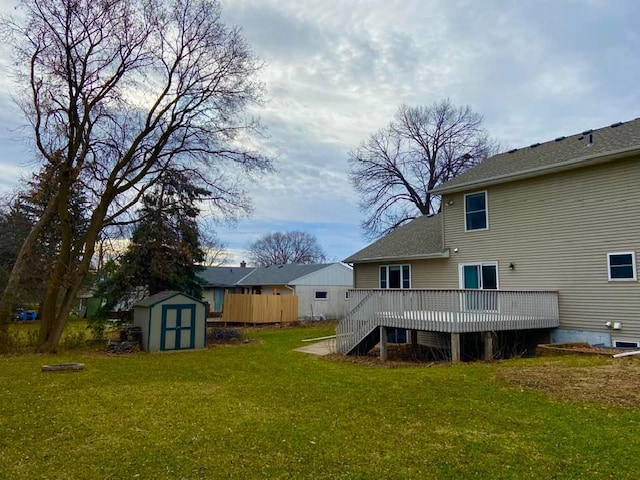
[0,0,271,352]
[200,230,229,267]
[248,231,326,267]
[349,99,498,239]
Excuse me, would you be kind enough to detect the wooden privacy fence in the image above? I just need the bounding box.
[222,293,298,324]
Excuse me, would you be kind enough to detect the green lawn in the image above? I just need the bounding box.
[1,324,639,479]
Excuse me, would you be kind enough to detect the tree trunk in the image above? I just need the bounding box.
[0,196,58,351]
[37,180,73,353]
[36,188,110,353]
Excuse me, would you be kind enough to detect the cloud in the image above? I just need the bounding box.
[2,0,640,262]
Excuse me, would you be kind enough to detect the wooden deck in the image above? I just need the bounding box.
[336,289,560,359]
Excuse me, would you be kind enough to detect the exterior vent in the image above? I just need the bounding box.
[529,143,541,148]
[610,122,623,128]
[581,129,593,135]
[554,136,565,142]
[507,148,518,154]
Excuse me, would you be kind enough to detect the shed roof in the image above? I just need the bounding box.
[134,291,203,308]
[344,214,447,263]
[432,118,640,194]
[198,266,256,286]
[237,263,331,285]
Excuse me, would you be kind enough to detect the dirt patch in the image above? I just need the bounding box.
[326,344,449,368]
[536,342,630,357]
[497,358,640,408]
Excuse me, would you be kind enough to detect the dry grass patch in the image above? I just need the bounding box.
[497,357,640,408]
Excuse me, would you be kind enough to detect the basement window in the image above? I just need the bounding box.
[315,291,328,300]
[607,252,637,281]
[614,340,640,349]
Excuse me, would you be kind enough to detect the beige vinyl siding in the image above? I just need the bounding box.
[353,259,452,289]
[443,155,640,338]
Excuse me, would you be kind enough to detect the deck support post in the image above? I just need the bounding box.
[409,329,418,349]
[450,332,461,363]
[380,326,387,362]
[483,332,494,361]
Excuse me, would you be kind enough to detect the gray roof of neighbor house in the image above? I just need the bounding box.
[237,263,330,286]
[198,266,256,286]
[343,214,447,263]
[432,118,640,194]
[134,291,204,307]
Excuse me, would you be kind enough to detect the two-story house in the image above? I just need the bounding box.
[339,118,640,361]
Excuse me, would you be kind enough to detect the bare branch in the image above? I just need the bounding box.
[349,99,499,239]
[248,231,327,267]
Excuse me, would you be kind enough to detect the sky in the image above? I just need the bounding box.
[1,0,640,265]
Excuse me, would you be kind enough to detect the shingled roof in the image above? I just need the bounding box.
[198,266,256,286]
[344,214,447,263]
[237,263,331,285]
[432,118,640,194]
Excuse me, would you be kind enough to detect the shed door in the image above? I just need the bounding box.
[161,305,196,350]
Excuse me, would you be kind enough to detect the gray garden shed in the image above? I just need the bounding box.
[133,291,207,352]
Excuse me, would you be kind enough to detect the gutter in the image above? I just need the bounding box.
[344,249,450,264]
[431,145,640,195]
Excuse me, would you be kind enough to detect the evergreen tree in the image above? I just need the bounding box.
[99,172,209,313]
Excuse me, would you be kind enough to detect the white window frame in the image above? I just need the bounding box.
[458,262,499,312]
[607,251,637,282]
[464,191,489,232]
[379,264,411,289]
[458,262,499,289]
[314,290,329,300]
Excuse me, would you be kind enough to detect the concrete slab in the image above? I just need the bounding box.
[295,338,336,356]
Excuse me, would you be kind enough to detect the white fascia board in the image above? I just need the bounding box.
[346,250,450,264]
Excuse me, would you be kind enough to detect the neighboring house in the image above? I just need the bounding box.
[237,263,354,319]
[198,263,256,315]
[199,262,354,320]
[341,118,640,360]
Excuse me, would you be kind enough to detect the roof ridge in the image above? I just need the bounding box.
[499,117,640,155]
[432,117,640,194]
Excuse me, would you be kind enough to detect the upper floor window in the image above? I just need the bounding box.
[607,252,637,281]
[465,191,488,231]
[380,265,411,289]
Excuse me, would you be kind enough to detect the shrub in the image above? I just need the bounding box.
[87,318,107,341]
[208,328,243,344]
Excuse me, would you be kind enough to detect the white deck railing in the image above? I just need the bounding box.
[336,289,560,355]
